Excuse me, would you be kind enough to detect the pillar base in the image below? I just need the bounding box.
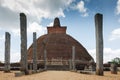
[96,69,104,76]
[20,70,29,75]
[4,70,10,73]
[15,72,25,77]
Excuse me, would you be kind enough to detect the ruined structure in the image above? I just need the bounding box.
[27,17,94,70]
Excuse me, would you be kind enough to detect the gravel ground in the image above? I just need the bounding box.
[0,71,120,80]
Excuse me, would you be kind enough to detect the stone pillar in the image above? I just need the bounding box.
[33,32,37,72]
[89,59,95,71]
[44,49,47,70]
[111,63,117,74]
[72,46,75,70]
[20,13,28,74]
[69,59,72,70]
[95,13,104,76]
[4,32,11,72]
[30,63,33,70]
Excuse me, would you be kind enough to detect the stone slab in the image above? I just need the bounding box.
[15,72,25,77]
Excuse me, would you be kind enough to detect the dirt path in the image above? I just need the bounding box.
[0,71,120,80]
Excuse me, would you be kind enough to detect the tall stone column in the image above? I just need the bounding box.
[44,49,47,70]
[33,32,37,72]
[95,13,104,76]
[72,46,75,70]
[4,32,11,72]
[20,13,28,74]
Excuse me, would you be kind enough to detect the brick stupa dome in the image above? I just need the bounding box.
[27,17,93,69]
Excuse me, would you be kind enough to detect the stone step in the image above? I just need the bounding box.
[47,65,69,70]
[80,70,95,74]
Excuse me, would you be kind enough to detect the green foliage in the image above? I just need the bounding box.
[111,57,120,64]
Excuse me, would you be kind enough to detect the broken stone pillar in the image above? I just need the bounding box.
[72,46,75,70]
[4,32,11,72]
[111,63,117,74]
[33,32,37,72]
[95,13,104,76]
[89,59,95,71]
[44,49,47,70]
[20,13,28,74]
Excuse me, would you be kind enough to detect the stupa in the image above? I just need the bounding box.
[27,17,94,70]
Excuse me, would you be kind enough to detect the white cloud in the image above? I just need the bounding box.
[0,50,21,63]
[77,1,87,13]
[82,12,88,17]
[116,0,120,15]
[0,35,4,41]
[0,48,4,62]
[0,29,4,40]
[11,28,20,36]
[0,0,74,34]
[6,22,47,37]
[89,48,120,63]
[27,22,47,37]
[75,0,88,17]
[1,0,73,20]
[47,22,53,26]
[109,28,120,41]
[11,52,20,62]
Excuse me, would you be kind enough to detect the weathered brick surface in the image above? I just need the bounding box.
[27,18,93,67]
[28,33,93,61]
[47,27,66,34]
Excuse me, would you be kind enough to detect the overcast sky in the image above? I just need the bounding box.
[0,0,120,63]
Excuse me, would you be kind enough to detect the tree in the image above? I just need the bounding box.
[111,57,120,64]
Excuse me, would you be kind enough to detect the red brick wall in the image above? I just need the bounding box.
[47,27,67,34]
